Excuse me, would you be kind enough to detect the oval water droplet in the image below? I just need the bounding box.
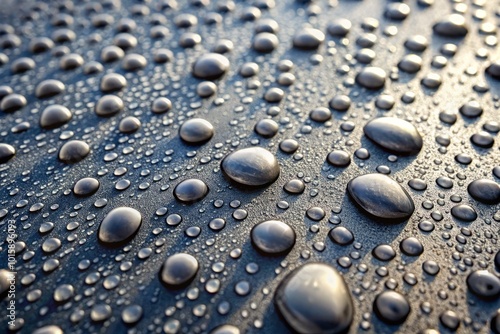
[98,207,142,245]
[347,174,415,221]
[364,117,423,155]
[251,220,295,255]
[221,147,280,187]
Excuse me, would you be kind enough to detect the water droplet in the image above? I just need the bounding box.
[221,147,280,186]
[356,67,386,90]
[58,140,90,163]
[160,253,199,287]
[433,14,468,37]
[468,179,500,204]
[40,105,72,129]
[373,291,410,324]
[347,174,415,221]
[173,178,209,203]
[192,53,229,80]
[450,204,477,222]
[0,143,16,163]
[275,263,354,333]
[251,220,295,255]
[98,207,142,244]
[179,118,214,144]
[364,117,423,155]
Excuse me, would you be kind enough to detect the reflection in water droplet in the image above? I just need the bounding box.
[221,147,280,186]
[160,253,199,287]
[251,220,295,255]
[275,263,354,333]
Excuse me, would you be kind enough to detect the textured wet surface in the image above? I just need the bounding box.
[0,0,499,333]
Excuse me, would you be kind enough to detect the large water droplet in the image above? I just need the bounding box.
[251,220,295,255]
[221,147,280,187]
[58,140,90,163]
[364,117,423,155]
[347,174,415,221]
[274,263,354,333]
[467,179,500,204]
[433,14,468,37]
[356,67,386,90]
[192,53,229,80]
[98,207,142,244]
[40,105,72,129]
[0,143,15,163]
[466,270,500,300]
[373,291,411,324]
[179,118,214,144]
[160,253,199,287]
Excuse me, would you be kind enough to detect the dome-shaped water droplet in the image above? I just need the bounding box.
[160,253,199,287]
[251,220,295,255]
[221,147,280,187]
[98,207,142,244]
[364,117,423,155]
[347,174,415,221]
[274,263,354,333]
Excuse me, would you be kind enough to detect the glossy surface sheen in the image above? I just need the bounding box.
[347,174,415,221]
[221,147,280,186]
[364,117,423,155]
[275,263,353,333]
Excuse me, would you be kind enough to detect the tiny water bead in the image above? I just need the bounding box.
[274,263,354,333]
[98,207,142,244]
[221,147,280,187]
